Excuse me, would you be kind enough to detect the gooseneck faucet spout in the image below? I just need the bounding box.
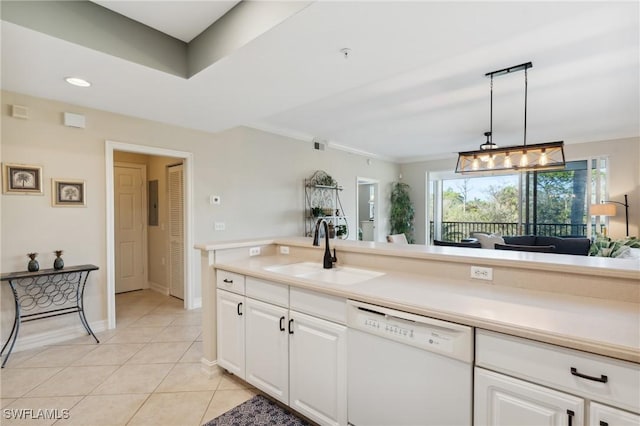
[312,218,337,269]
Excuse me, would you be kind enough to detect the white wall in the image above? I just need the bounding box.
[1,91,399,343]
[400,137,640,244]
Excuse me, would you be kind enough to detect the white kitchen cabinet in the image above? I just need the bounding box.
[289,310,347,426]
[216,289,245,379]
[245,298,289,404]
[216,271,348,426]
[589,402,640,426]
[475,367,584,426]
[475,329,640,426]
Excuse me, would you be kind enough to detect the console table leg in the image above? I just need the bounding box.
[77,272,99,344]
[1,282,21,368]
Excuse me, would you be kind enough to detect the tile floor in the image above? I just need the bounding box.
[0,290,257,425]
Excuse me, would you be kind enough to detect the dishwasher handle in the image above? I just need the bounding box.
[357,306,416,323]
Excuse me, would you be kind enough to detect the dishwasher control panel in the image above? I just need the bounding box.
[347,300,473,363]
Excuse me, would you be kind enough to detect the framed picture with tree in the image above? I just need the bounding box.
[2,163,44,195]
[52,179,86,207]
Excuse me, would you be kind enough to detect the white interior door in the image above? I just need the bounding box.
[114,164,147,293]
[168,164,184,300]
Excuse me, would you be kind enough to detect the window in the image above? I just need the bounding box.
[427,158,607,242]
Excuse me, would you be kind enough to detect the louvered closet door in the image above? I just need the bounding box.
[168,164,184,300]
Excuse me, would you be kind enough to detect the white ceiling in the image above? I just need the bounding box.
[92,1,240,43]
[2,1,638,163]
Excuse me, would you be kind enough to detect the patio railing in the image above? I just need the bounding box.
[430,221,602,242]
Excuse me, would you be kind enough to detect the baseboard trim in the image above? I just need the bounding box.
[13,319,108,352]
[201,357,218,377]
[149,281,169,295]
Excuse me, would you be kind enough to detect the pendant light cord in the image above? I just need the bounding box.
[523,67,528,146]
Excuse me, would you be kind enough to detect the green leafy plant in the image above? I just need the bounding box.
[389,182,415,243]
[589,234,640,257]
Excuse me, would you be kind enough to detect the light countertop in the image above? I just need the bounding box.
[211,251,640,364]
[197,236,640,280]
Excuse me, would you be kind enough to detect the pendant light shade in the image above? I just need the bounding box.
[456,62,566,174]
[456,141,565,173]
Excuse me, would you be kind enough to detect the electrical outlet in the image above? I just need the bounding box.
[471,266,493,281]
[249,247,261,256]
[214,222,225,231]
[279,246,290,255]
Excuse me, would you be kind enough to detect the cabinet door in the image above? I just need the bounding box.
[216,289,245,379]
[245,298,289,404]
[475,368,584,426]
[589,402,640,426]
[289,310,347,426]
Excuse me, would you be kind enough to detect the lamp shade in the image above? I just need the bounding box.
[589,203,616,216]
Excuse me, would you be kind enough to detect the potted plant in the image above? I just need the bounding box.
[389,182,415,243]
[311,206,323,218]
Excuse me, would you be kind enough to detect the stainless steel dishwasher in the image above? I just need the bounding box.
[347,300,473,426]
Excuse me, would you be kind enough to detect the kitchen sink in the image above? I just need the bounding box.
[264,262,324,276]
[264,262,384,285]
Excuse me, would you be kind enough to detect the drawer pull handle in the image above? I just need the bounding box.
[570,367,608,383]
[237,302,243,316]
[223,279,233,284]
[567,409,575,426]
[279,316,285,332]
[288,319,294,335]
[599,422,609,426]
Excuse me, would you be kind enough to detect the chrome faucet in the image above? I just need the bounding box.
[312,218,337,269]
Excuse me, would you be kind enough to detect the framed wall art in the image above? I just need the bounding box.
[2,163,44,195]
[52,179,86,207]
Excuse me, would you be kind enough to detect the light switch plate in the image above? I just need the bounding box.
[214,222,225,231]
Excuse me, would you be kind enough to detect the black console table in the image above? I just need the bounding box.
[0,264,100,368]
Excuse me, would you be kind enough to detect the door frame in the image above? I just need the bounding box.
[355,177,380,242]
[106,140,195,329]
[114,161,149,293]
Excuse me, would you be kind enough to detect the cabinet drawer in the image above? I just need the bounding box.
[290,287,346,324]
[476,329,640,413]
[246,277,289,307]
[590,402,640,426]
[216,270,245,294]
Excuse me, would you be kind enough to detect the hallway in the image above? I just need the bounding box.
[1,290,256,425]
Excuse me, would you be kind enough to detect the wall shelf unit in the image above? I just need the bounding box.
[304,171,348,239]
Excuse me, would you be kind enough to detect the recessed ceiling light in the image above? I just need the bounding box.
[65,77,91,87]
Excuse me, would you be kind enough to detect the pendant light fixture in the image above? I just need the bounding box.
[456,62,565,174]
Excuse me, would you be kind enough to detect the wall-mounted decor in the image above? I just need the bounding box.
[52,179,86,207]
[2,163,43,195]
